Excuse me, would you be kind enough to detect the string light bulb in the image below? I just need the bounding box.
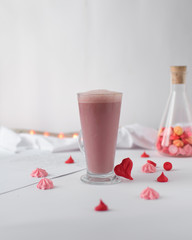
[73,133,78,138]
[43,132,49,137]
[29,130,35,135]
[58,133,65,139]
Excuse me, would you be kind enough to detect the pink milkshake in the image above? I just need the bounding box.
[78,90,122,184]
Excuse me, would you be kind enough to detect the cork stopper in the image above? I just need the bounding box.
[170,66,187,84]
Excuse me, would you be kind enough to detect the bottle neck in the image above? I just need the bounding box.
[171,83,186,93]
[171,83,186,92]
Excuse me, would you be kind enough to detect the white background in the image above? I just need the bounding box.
[0,0,192,133]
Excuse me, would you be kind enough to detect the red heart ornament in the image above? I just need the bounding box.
[114,158,133,180]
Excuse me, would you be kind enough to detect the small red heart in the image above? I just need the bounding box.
[114,158,133,180]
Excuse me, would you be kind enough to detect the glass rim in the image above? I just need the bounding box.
[77,90,122,97]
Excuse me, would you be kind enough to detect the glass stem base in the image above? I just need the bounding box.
[80,171,121,185]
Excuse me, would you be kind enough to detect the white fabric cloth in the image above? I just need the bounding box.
[0,126,21,152]
[117,124,157,149]
[17,134,78,153]
[0,124,158,153]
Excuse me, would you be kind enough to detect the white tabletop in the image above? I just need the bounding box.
[1,149,192,240]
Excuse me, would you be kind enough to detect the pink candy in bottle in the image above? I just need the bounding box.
[156,66,192,157]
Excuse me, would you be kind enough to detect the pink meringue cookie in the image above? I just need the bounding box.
[140,187,160,200]
[142,162,156,173]
[37,178,54,190]
[31,168,48,178]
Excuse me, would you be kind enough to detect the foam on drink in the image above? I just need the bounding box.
[78,89,122,103]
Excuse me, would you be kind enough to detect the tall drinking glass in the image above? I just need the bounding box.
[77,90,122,184]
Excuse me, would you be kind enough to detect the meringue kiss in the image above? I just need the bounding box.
[142,162,156,173]
[65,156,75,164]
[141,152,150,158]
[95,200,108,211]
[140,187,160,200]
[31,168,48,178]
[37,178,54,190]
[157,172,168,182]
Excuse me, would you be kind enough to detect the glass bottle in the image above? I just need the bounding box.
[156,66,192,157]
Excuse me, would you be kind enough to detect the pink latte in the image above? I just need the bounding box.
[78,90,122,174]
